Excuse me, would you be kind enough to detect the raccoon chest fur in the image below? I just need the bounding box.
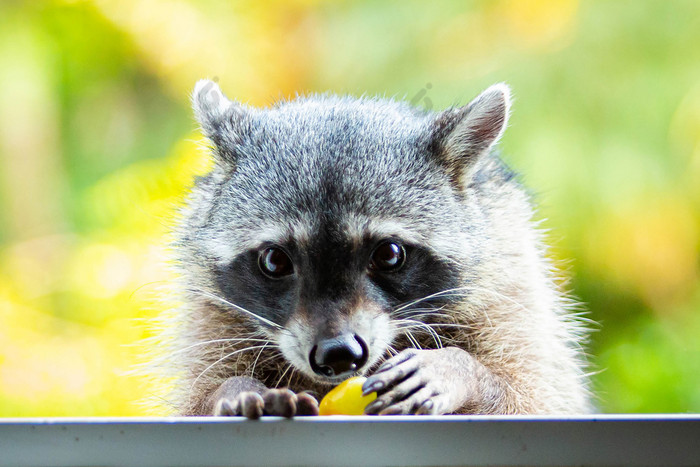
[165,80,591,417]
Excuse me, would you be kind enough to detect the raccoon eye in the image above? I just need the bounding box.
[369,241,406,272]
[259,247,294,278]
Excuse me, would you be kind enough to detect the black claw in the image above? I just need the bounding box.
[379,405,403,415]
[362,380,384,396]
[417,400,433,414]
[364,399,385,414]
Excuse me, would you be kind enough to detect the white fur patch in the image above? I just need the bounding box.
[207,215,317,266]
[342,214,423,245]
[341,213,469,267]
[192,79,233,124]
[276,317,315,377]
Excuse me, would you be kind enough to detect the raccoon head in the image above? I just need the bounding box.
[184,80,511,383]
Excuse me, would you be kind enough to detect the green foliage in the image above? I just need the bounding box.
[0,0,698,415]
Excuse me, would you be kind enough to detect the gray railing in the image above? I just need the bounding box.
[1,415,699,466]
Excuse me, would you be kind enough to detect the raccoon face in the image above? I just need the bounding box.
[212,217,463,383]
[188,80,510,382]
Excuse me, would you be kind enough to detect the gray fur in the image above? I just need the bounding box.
[163,80,591,416]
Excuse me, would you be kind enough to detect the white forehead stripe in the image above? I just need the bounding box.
[206,214,316,266]
[204,212,438,267]
[342,214,424,245]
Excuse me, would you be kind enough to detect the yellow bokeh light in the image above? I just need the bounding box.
[497,0,579,51]
[585,196,699,309]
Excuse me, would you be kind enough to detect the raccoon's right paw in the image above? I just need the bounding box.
[214,389,319,419]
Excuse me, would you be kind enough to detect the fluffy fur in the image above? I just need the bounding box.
[162,80,591,416]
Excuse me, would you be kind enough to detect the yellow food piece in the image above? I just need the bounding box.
[318,376,377,416]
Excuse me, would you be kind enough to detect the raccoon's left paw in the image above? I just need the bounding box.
[214,389,319,418]
[362,347,471,415]
[263,389,320,417]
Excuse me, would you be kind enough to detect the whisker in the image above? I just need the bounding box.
[173,337,271,355]
[397,310,476,331]
[191,345,268,390]
[392,305,448,319]
[188,288,283,329]
[402,328,422,349]
[470,286,533,315]
[392,287,471,315]
[253,352,284,372]
[286,367,298,388]
[426,322,474,331]
[395,319,443,348]
[275,363,294,389]
[250,342,271,378]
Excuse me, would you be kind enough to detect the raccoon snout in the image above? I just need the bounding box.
[309,334,369,378]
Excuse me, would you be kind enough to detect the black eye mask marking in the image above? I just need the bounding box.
[215,246,297,327]
[365,242,461,310]
[214,235,462,329]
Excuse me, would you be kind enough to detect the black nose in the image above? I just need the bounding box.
[310,334,369,377]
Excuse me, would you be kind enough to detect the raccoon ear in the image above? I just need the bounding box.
[192,79,248,165]
[431,83,511,187]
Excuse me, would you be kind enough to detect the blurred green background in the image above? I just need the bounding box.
[0,0,698,416]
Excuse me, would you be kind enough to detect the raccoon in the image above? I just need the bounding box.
[165,80,590,418]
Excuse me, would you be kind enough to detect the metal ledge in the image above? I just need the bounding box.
[1,415,699,466]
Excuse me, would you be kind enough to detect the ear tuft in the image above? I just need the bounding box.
[191,80,249,166]
[444,83,511,159]
[431,83,512,186]
[192,79,233,133]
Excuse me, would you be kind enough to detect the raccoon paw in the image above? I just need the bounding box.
[214,391,265,419]
[294,391,321,416]
[263,388,319,417]
[214,389,319,419]
[362,347,470,415]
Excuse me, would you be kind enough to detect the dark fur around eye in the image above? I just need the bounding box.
[367,243,461,308]
[214,239,461,328]
[215,249,297,326]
